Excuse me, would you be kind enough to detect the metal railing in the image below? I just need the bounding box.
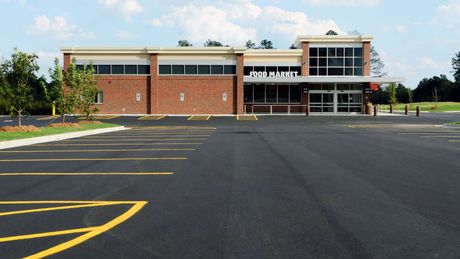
[245,104,309,115]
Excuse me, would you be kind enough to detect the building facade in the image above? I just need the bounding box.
[61,35,402,115]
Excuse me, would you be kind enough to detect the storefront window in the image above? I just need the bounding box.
[254,84,265,103]
[289,85,301,103]
[278,85,289,103]
[266,85,277,103]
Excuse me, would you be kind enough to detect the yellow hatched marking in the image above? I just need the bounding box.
[0,200,147,259]
[187,115,211,121]
[138,115,166,120]
[237,115,258,121]
[32,143,202,146]
[0,172,174,176]
[61,138,207,142]
[0,157,187,162]
[0,148,195,153]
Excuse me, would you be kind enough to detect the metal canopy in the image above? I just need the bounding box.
[243,76,404,84]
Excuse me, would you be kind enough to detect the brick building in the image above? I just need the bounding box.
[61,35,403,115]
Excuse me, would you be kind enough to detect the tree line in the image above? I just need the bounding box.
[0,49,98,126]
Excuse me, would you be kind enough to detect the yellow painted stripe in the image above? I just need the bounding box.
[0,201,138,205]
[449,140,460,142]
[138,115,166,120]
[0,148,195,153]
[23,201,147,259]
[237,115,258,121]
[0,203,119,217]
[0,157,187,162]
[61,138,207,142]
[32,143,202,146]
[0,172,174,176]
[0,227,96,243]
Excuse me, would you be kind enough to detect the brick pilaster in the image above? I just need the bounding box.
[236,54,244,114]
[149,54,158,114]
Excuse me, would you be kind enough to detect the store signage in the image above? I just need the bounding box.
[249,71,299,78]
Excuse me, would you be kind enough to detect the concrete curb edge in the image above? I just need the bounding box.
[0,126,128,150]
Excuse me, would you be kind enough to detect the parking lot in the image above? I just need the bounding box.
[1,114,460,258]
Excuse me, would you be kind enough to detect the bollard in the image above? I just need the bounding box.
[306,106,309,116]
[405,105,408,115]
[390,104,393,114]
[374,105,378,116]
[52,102,56,116]
[416,106,420,117]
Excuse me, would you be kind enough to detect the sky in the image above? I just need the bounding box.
[0,0,459,88]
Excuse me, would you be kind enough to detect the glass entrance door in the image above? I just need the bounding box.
[309,84,363,114]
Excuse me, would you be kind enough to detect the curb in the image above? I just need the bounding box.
[0,126,128,150]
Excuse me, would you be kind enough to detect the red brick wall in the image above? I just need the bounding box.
[301,42,309,76]
[363,42,371,76]
[236,54,244,114]
[94,76,149,114]
[63,54,71,71]
[157,76,236,114]
[149,54,158,114]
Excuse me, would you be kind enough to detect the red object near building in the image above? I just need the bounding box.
[370,83,379,92]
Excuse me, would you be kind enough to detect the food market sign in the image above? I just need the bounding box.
[249,71,299,78]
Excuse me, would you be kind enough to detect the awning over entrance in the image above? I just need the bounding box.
[243,76,404,84]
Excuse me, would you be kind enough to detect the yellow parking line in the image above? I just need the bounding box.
[0,227,97,243]
[138,115,166,120]
[0,172,174,176]
[449,140,460,142]
[130,126,216,130]
[61,138,207,142]
[237,115,258,121]
[32,143,202,146]
[0,203,118,217]
[187,115,211,121]
[0,148,195,153]
[0,157,187,162]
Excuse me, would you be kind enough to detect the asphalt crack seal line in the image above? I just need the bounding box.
[0,201,147,259]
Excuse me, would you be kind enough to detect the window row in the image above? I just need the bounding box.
[244,66,301,76]
[244,84,302,103]
[310,57,362,67]
[76,64,151,75]
[309,84,363,91]
[309,68,363,76]
[159,65,236,75]
[309,47,363,57]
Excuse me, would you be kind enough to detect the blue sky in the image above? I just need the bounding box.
[1,0,459,87]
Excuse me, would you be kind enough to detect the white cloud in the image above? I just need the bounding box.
[435,0,460,27]
[116,30,136,39]
[417,57,444,70]
[27,15,95,40]
[148,0,342,46]
[98,0,143,21]
[304,0,380,7]
[36,50,60,63]
[395,25,407,34]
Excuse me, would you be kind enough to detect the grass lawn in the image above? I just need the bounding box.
[448,122,460,125]
[0,123,119,141]
[379,102,460,112]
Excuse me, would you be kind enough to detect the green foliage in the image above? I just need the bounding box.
[453,51,460,83]
[0,49,40,126]
[413,74,454,102]
[387,83,397,104]
[245,40,256,49]
[259,39,274,49]
[204,39,224,47]
[77,64,99,121]
[326,30,339,35]
[177,40,193,47]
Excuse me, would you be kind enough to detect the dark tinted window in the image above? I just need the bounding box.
[354,58,363,67]
[224,65,236,74]
[244,66,253,75]
[266,66,277,74]
[309,48,318,57]
[328,68,344,76]
[125,65,137,74]
[172,65,184,74]
[319,48,327,56]
[319,58,327,67]
[244,85,253,102]
[211,65,223,74]
[159,65,171,74]
[328,48,336,57]
[111,65,124,74]
[337,48,344,57]
[138,65,150,74]
[278,85,289,103]
[278,66,289,72]
[354,48,363,57]
[98,65,110,74]
[345,48,353,56]
[309,68,318,76]
[198,65,210,74]
[319,68,327,76]
[290,66,301,74]
[290,85,301,103]
[254,84,265,103]
[310,58,318,67]
[76,65,84,70]
[328,58,344,67]
[354,68,363,76]
[254,66,265,72]
[185,65,197,74]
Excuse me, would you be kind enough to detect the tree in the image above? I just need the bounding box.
[259,39,274,49]
[245,40,256,49]
[77,64,99,121]
[204,39,224,47]
[387,83,397,105]
[326,30,339,35]
[413,74,454,102]
[395,83,410,103]
[370,46,385,76]
[0,49,39,127]
[62,59,83,122]
[453,51,460,83]
[177,40,193,47]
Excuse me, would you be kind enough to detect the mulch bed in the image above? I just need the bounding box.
[77,120,103,124]
[0,125,40,132]
[49,123,81,128]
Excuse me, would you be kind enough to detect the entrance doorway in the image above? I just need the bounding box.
[309,84,363,114]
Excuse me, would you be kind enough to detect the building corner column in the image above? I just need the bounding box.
[149,54,158,115]
[363,41,371,77]
[236,54,244,115]
[301,42,309,115]
[63,53,71,71]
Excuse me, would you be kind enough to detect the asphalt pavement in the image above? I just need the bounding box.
[0,114,460,258]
